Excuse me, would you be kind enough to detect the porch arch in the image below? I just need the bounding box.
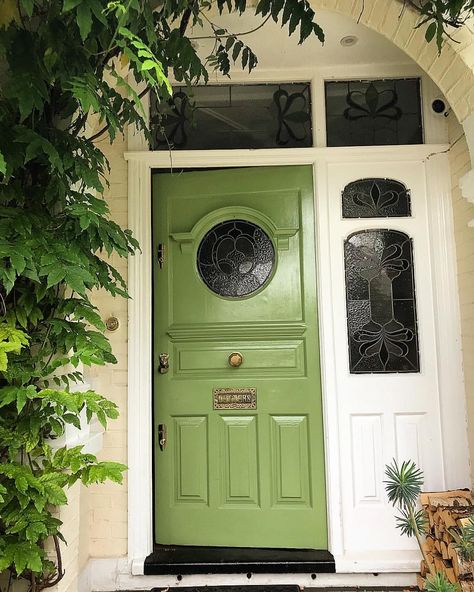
[312,0,474,201]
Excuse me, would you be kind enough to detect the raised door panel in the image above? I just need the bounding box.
[219,416,259,507]
[270,415,311,507]
[173,340,305,378]
[172,416,208,505]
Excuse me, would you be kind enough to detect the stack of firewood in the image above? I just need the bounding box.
[417,490,473,592]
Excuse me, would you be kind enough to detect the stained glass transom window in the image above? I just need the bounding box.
[325,78,423,146]
[197,220,275,298]
[150,83,312,150]
[342,178,411,218]
[344,230,420,373]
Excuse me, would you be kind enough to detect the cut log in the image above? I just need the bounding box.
[441,540,450,560]
[417,573,426,591]
[421,490,472,503]
[439,510,459,528]
[460,581,474,592]
[420,559,429,577]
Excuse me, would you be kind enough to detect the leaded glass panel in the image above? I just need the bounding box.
[344,230,420,373]
[150,84,312,150]
[325,78,423,146]
[342,178,411,218]
[197,220,275,298]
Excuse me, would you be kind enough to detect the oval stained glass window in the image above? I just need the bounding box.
[197,220,275,298]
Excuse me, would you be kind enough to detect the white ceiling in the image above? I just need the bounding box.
[189,9,416,71]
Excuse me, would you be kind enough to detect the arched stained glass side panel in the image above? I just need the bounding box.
[342,178,411,218]
[344,229,420,374]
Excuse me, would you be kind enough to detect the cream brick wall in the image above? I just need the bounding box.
[54,483,82,592]
[449,115,474,481]
[83,132,130,561]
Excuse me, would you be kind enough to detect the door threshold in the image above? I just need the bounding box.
[144,545,335,575]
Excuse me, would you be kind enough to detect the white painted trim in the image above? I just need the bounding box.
[125,144,449,167]
[313,157,343,557]
[81,557,418,592]
[425,153,471,486]
[127,158,154,573]
[125,144,469,576]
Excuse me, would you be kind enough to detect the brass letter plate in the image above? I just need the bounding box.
[213,388,257,410]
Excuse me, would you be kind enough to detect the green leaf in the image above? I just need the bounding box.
[16,388,28,413]
[77,2,93,40]
[43,482,68,505]
[12,542,43,574]
[25,521,49,543]
[425,21,437,42]
[0,150,6,175]
[19,0,34,16]
[63,0,82,10]
[140,59,157,71]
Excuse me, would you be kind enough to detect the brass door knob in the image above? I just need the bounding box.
[228,352,243,367]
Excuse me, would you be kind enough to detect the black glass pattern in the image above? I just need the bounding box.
[344,230,420,373]
[342,178,411,218]
[197,220,275,298]
[325,78,423,146]
[150,84,312,150]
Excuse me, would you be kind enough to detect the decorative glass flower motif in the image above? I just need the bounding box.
[272,89,311,146]
[354,319,415,369]
[352,181,399,215]
[353,241,409,282]
[344,82,402,121]
[342,178,411,219]
[152,91,194,149]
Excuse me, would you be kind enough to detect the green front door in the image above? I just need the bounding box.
[152,165,327,549]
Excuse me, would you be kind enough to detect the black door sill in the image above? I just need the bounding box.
[144,545,335,575]
[151,587,302,592]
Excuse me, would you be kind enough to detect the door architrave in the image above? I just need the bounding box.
[124,145,468,575]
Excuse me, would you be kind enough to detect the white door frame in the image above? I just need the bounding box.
[124,145,469,576]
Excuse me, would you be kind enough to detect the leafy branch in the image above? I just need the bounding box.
[397,0,474,50]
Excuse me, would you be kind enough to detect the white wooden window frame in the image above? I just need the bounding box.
[125,144,469,576]
[136,63,448,152]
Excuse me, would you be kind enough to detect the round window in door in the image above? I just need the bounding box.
[197,219,275,298]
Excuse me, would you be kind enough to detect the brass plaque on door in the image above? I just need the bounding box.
[213,388,257,410]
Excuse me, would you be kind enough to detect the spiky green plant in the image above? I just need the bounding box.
[385,459,424,509]
[425,572,459,592]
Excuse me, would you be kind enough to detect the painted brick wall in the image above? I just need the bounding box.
[83,132,130,560]
[449,115,474,482]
